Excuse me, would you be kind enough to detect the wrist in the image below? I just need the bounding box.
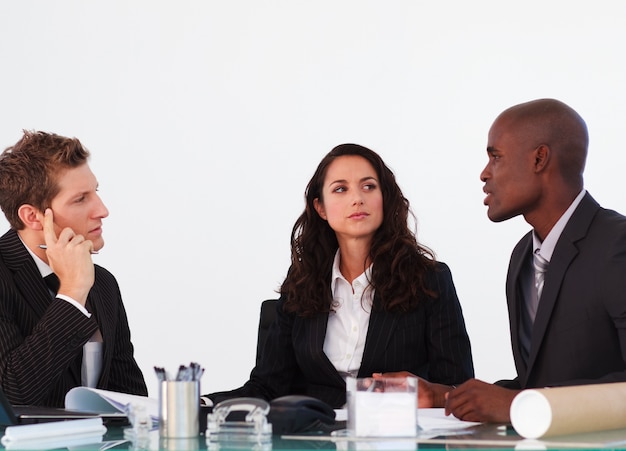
[432,383,455,407]
[58,285,89,306]
[56,294,91,317]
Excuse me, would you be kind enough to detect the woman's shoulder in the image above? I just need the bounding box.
[422,260,456,291]
[425,259,452,277]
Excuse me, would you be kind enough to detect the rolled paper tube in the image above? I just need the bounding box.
[510,382,626,439]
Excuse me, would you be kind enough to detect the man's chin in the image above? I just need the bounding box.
[487,208,516,223]
[92,238,105,252]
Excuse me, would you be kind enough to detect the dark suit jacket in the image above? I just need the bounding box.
[503,193,626,389]
[0,229,147,407]
[208,261,474,408]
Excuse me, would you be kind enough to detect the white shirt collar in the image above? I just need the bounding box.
[17,233,53,278]
[330,249,372,294]
[532,189,586,261]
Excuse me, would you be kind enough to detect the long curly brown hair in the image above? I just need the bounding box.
[281,143,437,317]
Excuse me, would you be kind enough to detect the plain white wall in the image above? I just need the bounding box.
[1,1,625,397]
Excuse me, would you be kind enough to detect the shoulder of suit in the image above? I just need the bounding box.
[511,231,533,254]
[94,264,117,283]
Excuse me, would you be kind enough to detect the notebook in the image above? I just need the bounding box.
[0,386,127,426]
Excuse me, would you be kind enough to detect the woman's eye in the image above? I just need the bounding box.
[333,186,347,193]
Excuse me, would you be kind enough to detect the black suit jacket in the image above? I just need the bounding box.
[503,193,626,389]
[0,229,147,407]
[208,261,474,408]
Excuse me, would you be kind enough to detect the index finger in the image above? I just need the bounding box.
[41,208,58,247]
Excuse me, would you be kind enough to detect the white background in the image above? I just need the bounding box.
[1,1,625,398]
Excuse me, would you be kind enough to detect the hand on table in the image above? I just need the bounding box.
[444,378,519,423]
[372,371,455,408]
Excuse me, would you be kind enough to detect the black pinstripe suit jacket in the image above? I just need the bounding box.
[0,229,147,407]
[502,192,626,390]
[208,261,474,408]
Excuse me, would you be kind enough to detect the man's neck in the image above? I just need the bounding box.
[17,229,49,265]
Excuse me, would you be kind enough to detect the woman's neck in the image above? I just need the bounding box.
[338,239,371,284]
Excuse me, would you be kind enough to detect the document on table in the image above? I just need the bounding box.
[328,407,480,441]
[418,408,481,432]
[334,408,479,431]
[65,387,159,421]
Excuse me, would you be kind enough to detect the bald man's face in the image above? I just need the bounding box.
[479,115,542,222]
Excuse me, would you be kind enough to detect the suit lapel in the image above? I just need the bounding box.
[0,230,54,319]
[358,303,399,376]
[525,193,600,380]
[300,311,345,385]
[508,234,532,382]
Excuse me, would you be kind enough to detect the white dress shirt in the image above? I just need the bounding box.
[323,250,374,379]
[531,189,587,262]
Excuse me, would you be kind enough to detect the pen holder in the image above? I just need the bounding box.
[159,381,200,438]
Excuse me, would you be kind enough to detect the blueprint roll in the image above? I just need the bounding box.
[510,382,626,439]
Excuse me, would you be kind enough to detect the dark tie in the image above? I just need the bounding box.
[44,273,60,296]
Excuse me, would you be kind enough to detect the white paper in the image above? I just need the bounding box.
[65,387,159,420]
[335,407,480,434]
[1,418,105,444]
[418,408,482,431]
[2,432,104,450]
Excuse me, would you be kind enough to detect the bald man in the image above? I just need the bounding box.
[446,98,626,423]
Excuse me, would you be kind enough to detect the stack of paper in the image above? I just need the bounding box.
[1,418,105,450]
[65,387,159,422]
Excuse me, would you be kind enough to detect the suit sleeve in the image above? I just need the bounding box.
[425,262,475,384]
[94,268,147,396]
[0,285,97,405]
[206,295,300,404]
[561,224,626,386]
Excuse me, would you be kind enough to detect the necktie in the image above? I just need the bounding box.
[533,251,549,300]
[44,273,60,296]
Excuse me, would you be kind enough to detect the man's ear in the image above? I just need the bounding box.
[17,204,44,230]
[534,144,550,172]
[313,198,327,220]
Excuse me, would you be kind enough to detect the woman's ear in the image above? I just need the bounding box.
[313,198,327,220]
[17,204,44,230]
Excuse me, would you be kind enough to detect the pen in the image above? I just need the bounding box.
[38,244,99,255]
[154,366,168,382]
[175,365,190,381]
[155,362,205,382]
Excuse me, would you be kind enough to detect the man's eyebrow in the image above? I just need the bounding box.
[486,146,498,154]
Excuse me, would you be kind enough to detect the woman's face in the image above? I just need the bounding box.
[313,155,383,246]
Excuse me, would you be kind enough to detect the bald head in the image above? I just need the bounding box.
[497,98,588,188]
